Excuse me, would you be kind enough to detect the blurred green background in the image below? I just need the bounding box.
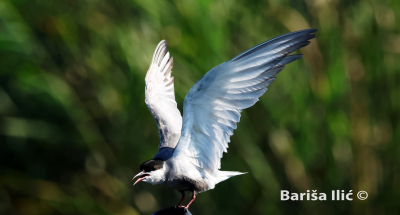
[0,0,399,214]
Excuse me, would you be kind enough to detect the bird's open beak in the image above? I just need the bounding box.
[132,171,150,186]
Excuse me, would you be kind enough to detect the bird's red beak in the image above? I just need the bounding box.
[132,171,150,186]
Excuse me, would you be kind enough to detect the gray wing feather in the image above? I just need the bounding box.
[145,40,182,159]
[174,29,317,174]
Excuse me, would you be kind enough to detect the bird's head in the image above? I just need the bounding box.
[133,159,166,186]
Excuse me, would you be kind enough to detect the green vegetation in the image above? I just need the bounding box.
[0,0,399,214]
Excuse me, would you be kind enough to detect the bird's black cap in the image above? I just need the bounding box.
[140,159,164,172]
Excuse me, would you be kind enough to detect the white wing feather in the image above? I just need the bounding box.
[145,40,182,156]
[173,29,317,174]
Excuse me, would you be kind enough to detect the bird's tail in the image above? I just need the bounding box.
[215,171,247,184]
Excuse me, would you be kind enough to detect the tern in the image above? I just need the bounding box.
[133,29,317,209]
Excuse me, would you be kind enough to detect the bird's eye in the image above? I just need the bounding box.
[152,167,156,171]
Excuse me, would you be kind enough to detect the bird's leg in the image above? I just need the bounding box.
[176,191,185,208]
[185,192,196,210]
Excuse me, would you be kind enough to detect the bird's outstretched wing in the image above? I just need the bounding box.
[173,29,317,174]
[145,40,182,160]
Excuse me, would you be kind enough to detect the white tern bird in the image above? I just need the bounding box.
[133,29,317,209]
